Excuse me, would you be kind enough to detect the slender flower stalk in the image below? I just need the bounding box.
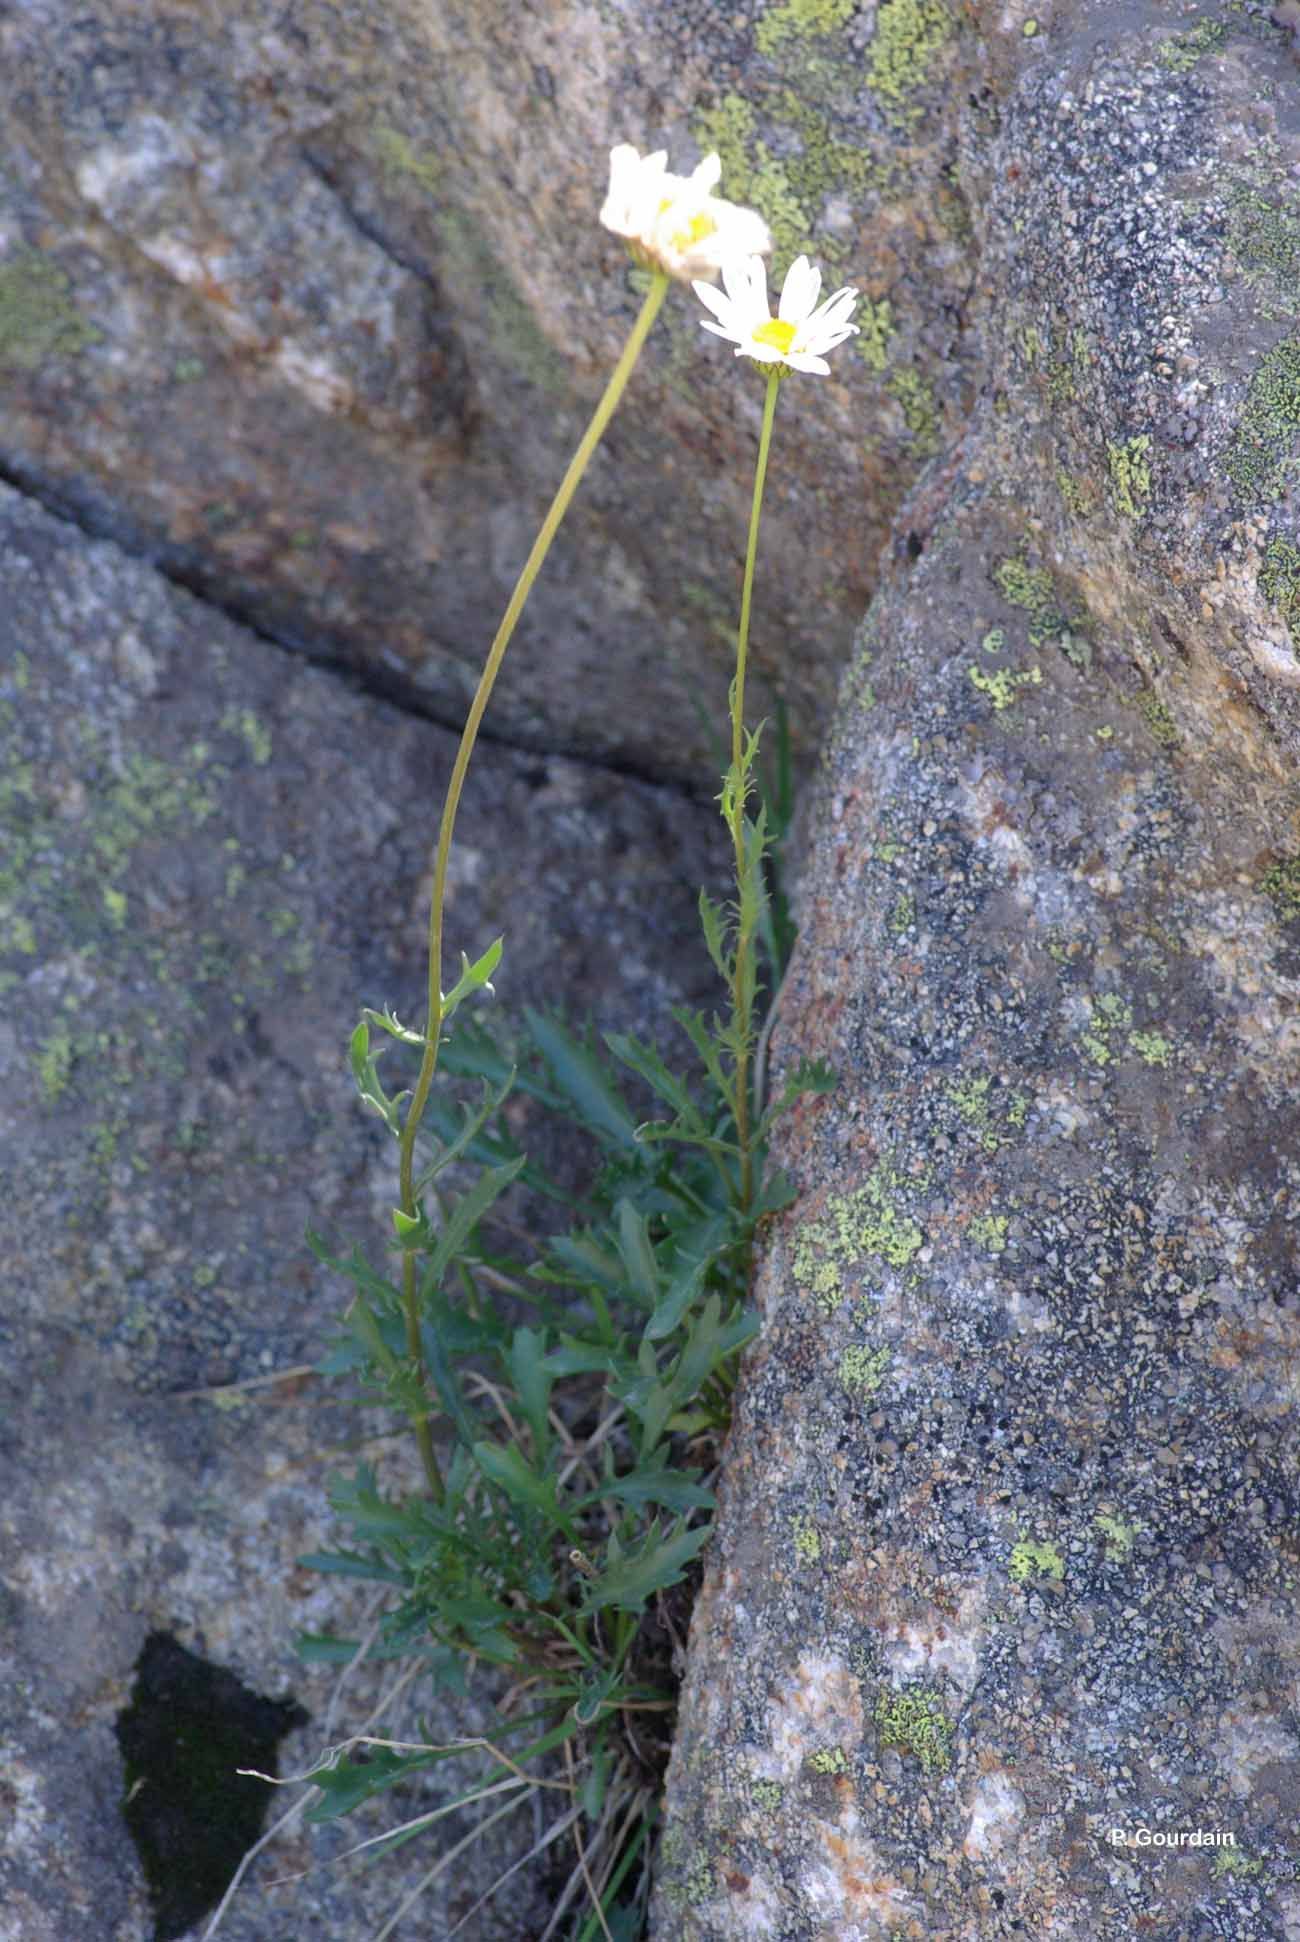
[396,269,670,1499]
[695,253,859,1219]
[727,368,781,1214]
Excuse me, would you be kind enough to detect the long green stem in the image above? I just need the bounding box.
[727,368,782,1216]
[397,270,671,1498]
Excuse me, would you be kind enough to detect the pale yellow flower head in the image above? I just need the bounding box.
[694,254,860,376]
[600,144,772,284]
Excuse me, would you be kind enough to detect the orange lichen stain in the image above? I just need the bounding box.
[808,1815,921,1931]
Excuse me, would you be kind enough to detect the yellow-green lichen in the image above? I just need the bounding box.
[992,555,1062,642]
[374,125,443,195]
[866,0,954,123]
[102,885,127,929]
[1229,186,1300,311]
[1260,535,1300,638]
[874,1687,953,1773]
[1009,1537,1064,1583]
[1212,1846,1264,1881]
[969,1212,1009,1255]
[1095,1513,1137,1563]
[808,1744,850,1774]
[889,889,915,934]
[968,663,1043,712]
[757,0,855,57]
[1107,435,1152,518]
[684,1857,717,1905]
[37,1027,76,1103]
[750,1777,784,1812]
[1226,339,1300,502]
[792,1517,823,1564]
[1079,991,1132,1067]
[1129,1030,1173,1068]
[839,1343,890,1395]
[1057,469,1098,517]
[1157,17,1227,72]
[889,367,940,455]
[0,249,102,371]
[693,95,815,264]
[1138,691,1180,749]
[221,707,272,767]
[856,297,894,373]
[793,1170,925,1309]
[1261,854,1300,920]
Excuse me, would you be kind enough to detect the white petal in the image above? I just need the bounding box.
[692,279,734,323]
[690,153,723,192]
[779,255,820,323]
[700,319,741,342]
[787,352,830,375]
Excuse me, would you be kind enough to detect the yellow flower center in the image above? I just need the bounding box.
[753,318,797,354]
[660,204,717,249]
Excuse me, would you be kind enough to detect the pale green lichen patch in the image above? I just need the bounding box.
[1225,339,1300,502]
[1260,536,1300,639]
[37,1027,75,1103]
[1212,1847,1264,1881]
[374,125,443,195]
[793,1170,925,1309]
[1078,991,1131,1067]
[1094,1513,1137,1563]
[968,663,1042,713]
[756,0,855,57]
[1009,1537,1064,1583]
[1138,691,1180,749]
[839,1343,891,1395]
[693,95,815,264]
[221,707,272,766]
[1261,854,1300,921]
[992,554,1066,643]
[856,297,894,373]
[969,1212,1009,1255]
[750,1777,784,1812]
[792,1516,823,1564]
[0,249,102,370]
[1129,1030,1173,1068]
[1229,186,1300,311]
[889,889,915,934]
[874,1686,953,1773]
[807,1744,849,1774]
[1107,435,1152,518]
[866,0,954,123]
[1157,17,1226,72]
[889,367,940,455]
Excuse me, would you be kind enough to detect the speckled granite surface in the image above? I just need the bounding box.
[656,5,1300,1936]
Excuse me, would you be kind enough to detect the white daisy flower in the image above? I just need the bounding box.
[693,254,860,375]
[600,144,772,284]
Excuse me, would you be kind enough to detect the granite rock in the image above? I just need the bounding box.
[0,479,728,1938]
[0,0,984,781]
[657,5,1300,1937]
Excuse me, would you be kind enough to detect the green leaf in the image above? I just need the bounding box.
[604,1031,705,1129]
[305,1745,437,1821]
[575,1459,714,1514]
[615,1198,660,1309]
[471,1440,571,1534]
[422,1158,525,1289]
[525,1008,638,1149]
[645,1254,708,1342]
[581,1516,713,1613]
[697,889,732,982]
[508,1325,553,1456]
[414,1068,516,1194]
[441,935,503,1021]
[296,1549,406,1586]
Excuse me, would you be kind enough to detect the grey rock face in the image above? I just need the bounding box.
[657,5,1300,1937]
[0,0,981,781]
[0,480,728,1937]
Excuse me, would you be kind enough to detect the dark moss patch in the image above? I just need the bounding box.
[116,1632,306,1941]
